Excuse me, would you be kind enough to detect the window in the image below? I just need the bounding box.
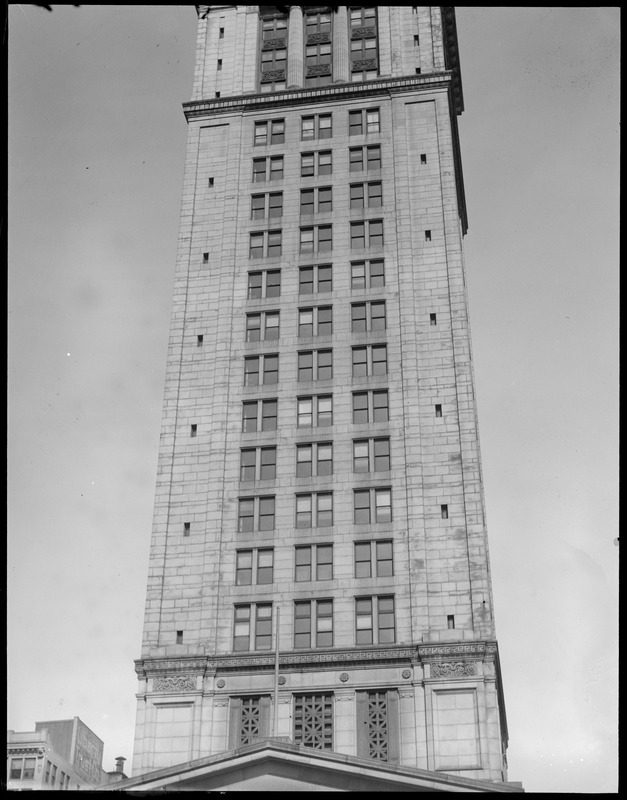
[242,399,277,432]
[236,548,274,585]
[301,150,332,177]
[246,311,280,341]
[352,344,388,377]
[51,765,57,786]
[240,446,277,481]
[301,113,332,141]
[238,496,275,532]
[252,155,284,182]
[300,186,333,215]
[298,349,333,381]
[351,301,386,332]
[229,696,271,748]
[349,108,380,135]
[249,230,282,259]
[351,259,385,289]
[298,306,333,337]
[352,389,389,423]
[350,144,381,172]
[296,492,333,528]
[294,694,333,750]
[350,8,379,81]
[300,225,333,254]
[259,15,287,92]
[353,438,390,472]
[247,269,281,299]
[254,119,285,146]
[296,442,333,477]
[244,354,278,386]
[350,219,383,248]
[233,603,273,651]
[294,600,334,648]
[354,540,394,578]
[295,544,333,581]
[297,395,333,427]
[299,264,332,294]
[350,181,382,209]
[355,595,395,644]
[251,192,283,220]
[356,690,399,762]
[441,504,449,520]
[217,59,222,70]
[353,487,392,524]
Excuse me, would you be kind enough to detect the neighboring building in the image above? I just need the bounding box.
[127,5,523,792]
[6,717,122,791]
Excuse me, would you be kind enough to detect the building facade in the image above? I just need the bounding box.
[132,5,514,787]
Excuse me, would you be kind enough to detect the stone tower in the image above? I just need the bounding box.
[132,5,511,785]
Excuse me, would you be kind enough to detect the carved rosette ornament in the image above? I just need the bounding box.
[339,672,349,682]
[278,675,286,685]
[216,679,226,688]
[401,669,412,679]
[430,662,478,679]
[152,675,197,692]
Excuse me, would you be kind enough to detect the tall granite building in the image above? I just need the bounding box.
[129,5,520,792]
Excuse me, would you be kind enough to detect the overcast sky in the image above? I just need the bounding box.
[7,6,619,793]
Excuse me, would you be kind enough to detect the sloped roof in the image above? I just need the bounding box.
[97,738,524,793]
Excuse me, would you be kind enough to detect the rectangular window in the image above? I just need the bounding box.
[296,441,333,477]
[294,694,333,749]
[351,301,386,333]
[240,446,277,481]
[300,225,333,254]
[350,182,382,209]
[9,758,24,780]
[229,695,272,748]
[245,311,280,341]
[301,150,332,177]
[300,187,333,216]
[242,398,277,432]
[301,113,332,141]
[233,603,273,651]
[299,264,332,295]
[251,192,283,220]
[354,540,394,578]
[353,487,392,524]
[352,389,389,424]
[297,394,333,428]
[254,118,285,146]
[294,599,334,648]
[244,354,278,386]
[249,230,282,259]
[349,108,380,136]
[353,437,390,473]
[350,220,383,249]
[294,543,333,582]
[349,144,381,173]
[352,344,388,377]
[247,269,281,299]
[351,259,385,289]
[252,155,284,182]
[298,349,333,381]
[236,548,274,585]
[355,595,395,644]
[298,306,333,337]
[238,495,275,532]
[296,492,333,528]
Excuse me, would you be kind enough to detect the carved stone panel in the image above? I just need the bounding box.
[152,675,197,693]
[430,662,478,679]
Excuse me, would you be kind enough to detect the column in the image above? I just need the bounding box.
[287,5,304,89]
[333,6,350,83]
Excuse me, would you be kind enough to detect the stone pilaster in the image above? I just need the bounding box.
[287,6,304,88]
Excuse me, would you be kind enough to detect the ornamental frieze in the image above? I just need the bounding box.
[261,69,286,83]
[262,38,287,51]
[430,662,478,679]
[306,65,331,77]
[352,58,377,72]
[152,675,197,692]
[307,32,330,45]
[351,26,377,40]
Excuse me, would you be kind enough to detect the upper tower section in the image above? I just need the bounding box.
[192,6,463,113]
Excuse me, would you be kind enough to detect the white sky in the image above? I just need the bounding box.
[7,6,619,792]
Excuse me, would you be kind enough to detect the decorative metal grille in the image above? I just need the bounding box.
[294,694,333,750]
[240,697,261,745]
[367,691,389,760]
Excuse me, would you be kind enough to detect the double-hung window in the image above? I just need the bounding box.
[242,398,277,432]
[251,192,283,220]
[349,144,381,172]
[301,150,332,177]
[296,442,333,477]
[352,344,388,377]
[236,548,274,585]
[300,225,333,254]
[353,487,392,524]
[297,395,333,428]
[233,603,273,651]
[244,354,279,386]
[353,438,390,472]
[350,181,382,209]
[301,113,332,141]
[294,599,334,648]
[298,349,333,381]
[254,119,285,146]
[295,544,333,581]
[350,220,383,248]
[351,259,385,289]
[299,264,332,295]
[246,311,279,341]
[252,156,284,182]
[351,301,386,333]
[248,269,281,299]
[295,492,333,528]
[354,540,394,578]
[355,595,395,644]
[298,306,332,337]
[349,108,381,135]
[300,187,333,215]
[352,390,389,424]
[240,446,277,481]
[238,496,276,532]
[249,230,282,259]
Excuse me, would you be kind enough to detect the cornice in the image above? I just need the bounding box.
[183,72,456,120]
